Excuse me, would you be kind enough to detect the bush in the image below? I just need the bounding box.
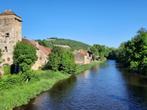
[46,47,76,74]
[13,41,37,72]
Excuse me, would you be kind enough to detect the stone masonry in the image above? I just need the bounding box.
[0,10,22,65]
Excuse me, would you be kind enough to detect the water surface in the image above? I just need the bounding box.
[15,60,147,110]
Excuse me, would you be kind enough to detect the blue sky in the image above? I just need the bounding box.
[0,0,147,47]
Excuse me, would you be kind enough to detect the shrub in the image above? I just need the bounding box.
[46,47,76,74]
[13,42,37,72]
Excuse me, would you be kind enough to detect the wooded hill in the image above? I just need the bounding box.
[36,37,90,50]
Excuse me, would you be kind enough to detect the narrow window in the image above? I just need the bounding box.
[39,57,42,60]
[5,46,8,52]
[5,33,9,37]
[7,57,10,61]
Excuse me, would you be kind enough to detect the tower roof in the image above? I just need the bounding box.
[0,10,21,18]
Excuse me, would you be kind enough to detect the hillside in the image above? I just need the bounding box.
[37,38,90,50]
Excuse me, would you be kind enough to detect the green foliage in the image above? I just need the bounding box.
[37,38,90,50]
[46,46,76,74]
[90,44,110,60]
[0,75,22,90]
[0,71,69,110]
[13,42,37,72]
[0,57,102,110]
[116,28,147,75]
[107,48,118,59]
[3,65,10,75]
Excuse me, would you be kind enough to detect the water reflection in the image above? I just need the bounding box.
[50,75,77,98]
[14,60,147,110]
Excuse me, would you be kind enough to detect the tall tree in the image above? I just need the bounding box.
[90,44,109,60]
[117,28,147,75]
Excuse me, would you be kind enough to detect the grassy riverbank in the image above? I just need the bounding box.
[76,61,105,74]
[0,71,70,110]
[0,61,103,110]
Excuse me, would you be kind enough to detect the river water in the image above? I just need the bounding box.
[15,60,147,110]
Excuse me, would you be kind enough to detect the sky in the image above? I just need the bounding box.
[0,0,147,47]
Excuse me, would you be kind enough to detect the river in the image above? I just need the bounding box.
[15,60,147,110]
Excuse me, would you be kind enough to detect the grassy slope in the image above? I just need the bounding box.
[37,38,90,50]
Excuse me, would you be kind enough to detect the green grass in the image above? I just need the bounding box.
[3,65,11,75]
[0,71,70,110]
[0,61,104,110]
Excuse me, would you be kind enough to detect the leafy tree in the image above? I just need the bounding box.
[46,46,76,74]
[47,47,62,71]
[13,42,37,72]
[90,44,110,60]
[107,48,118,59]
[116,28,147,75]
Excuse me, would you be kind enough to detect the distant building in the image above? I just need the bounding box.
[74,49,92,64]
[54,44,71,49]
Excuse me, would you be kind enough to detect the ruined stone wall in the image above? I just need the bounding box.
[32,49,48,70]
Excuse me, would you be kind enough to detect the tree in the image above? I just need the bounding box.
[90,44,110,60]
[46,46,76,74]
[116,28,147,75]
[13,42,37,72]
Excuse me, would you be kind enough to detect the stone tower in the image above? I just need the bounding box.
[0,10,22,65]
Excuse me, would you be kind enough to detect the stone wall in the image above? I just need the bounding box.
[0,10,22,65]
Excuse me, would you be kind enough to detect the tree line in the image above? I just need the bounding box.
[109,28,147,76]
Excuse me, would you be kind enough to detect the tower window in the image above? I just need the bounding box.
[5,33,10,37]
[5,46,8,52]
[39,57,42,60]
[7,57,10,61]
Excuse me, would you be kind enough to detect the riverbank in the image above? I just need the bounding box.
[0,71,70,110]
[0,61,102,110]
[76,60,105,74]
[14,60,147,110]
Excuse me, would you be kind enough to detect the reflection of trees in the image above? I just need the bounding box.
[129,86,147,102]
[99,61,109,68]
[117,63,147,87]
[91,66,99,73]
[49,75,77,100]
[116,62,147,109]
